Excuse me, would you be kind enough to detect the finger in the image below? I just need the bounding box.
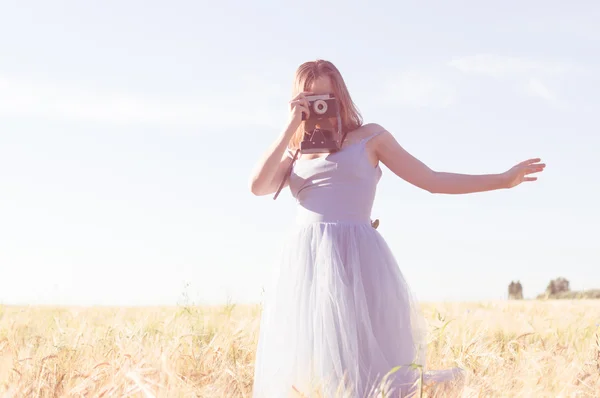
[295,104,309,119]
[525,170,544,176]
[525,164,546,173]
[526,163,545,169]
[524,171,543,178]
[290,97,311,106]
[519,158,541,166]
[527,162,546,168]
[302,97,310,110]
[524,177,538,182]
[291,91,314,101]
[288,99,306,111]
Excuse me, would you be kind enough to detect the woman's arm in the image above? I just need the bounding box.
[249,125,296,196]
[249,91,313,196]
[373,125,545,194]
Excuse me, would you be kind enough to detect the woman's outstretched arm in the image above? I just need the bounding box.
[372,125,545,194]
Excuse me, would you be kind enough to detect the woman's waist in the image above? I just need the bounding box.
[294,205,372,226]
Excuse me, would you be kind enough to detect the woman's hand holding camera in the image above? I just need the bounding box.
[286,91,312,133]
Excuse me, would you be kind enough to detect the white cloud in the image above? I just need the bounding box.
[448,54,568,79]
[0,75,284,129]
[448,54,581,106]
[525,78,557,103]
[383,70,456,108]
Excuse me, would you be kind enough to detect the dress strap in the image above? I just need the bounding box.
[285,147,296,159]
[360,130,385,145]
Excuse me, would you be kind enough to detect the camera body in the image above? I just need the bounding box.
[300,94,343,154]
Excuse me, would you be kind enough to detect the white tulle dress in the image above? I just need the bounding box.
[252,131,462,397]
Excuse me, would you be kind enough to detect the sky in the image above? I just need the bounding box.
[0,1,598,306]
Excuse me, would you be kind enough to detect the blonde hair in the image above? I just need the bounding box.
[288,60,363,150]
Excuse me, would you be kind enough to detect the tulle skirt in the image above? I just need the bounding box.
[252,221,460,397]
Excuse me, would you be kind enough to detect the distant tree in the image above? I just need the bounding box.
[537,277,600,299]
[508,281,523,300]
[546,277,570,295]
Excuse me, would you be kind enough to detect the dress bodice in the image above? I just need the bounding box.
[289,132,383,225]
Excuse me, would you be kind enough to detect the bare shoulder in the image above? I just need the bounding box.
[345,122,393,145]
[363,122,390,136]
[345,122,383,140]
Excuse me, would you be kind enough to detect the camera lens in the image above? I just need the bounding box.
[313,99,328,115]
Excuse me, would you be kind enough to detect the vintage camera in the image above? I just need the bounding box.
[300,94,343,154]
[272,94,344,200]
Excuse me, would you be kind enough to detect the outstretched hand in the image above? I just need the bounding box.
[503,158,546,188]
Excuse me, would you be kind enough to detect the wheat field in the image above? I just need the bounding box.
[0,300,599,397]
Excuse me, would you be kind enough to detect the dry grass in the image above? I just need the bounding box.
[1,300,599,397]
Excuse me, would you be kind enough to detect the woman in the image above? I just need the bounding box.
[249,60,545,397]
